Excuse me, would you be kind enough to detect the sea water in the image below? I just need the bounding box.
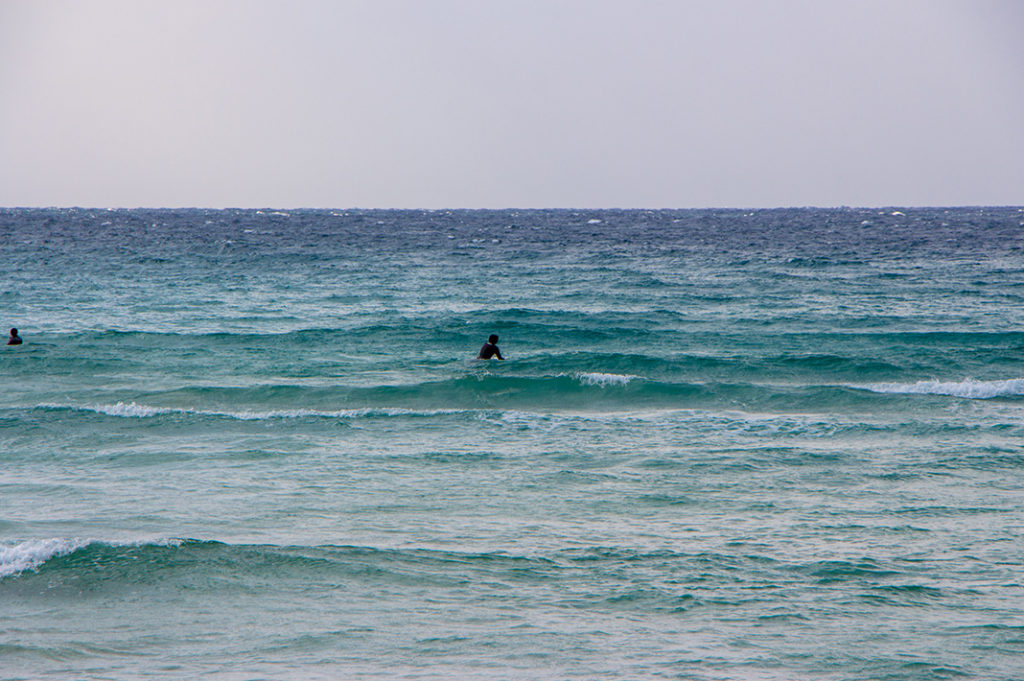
[1,207,1023,680]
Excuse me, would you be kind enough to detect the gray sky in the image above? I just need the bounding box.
[1,0,1022,208]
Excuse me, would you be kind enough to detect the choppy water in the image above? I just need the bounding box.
[2,207,1023,680]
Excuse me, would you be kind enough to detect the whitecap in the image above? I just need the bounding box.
[854,378,1024,399]
[0,538,85,578]
[575,372,638,386]
[0,537,189,579]
[39,403,473,421]
[90,401,177,417]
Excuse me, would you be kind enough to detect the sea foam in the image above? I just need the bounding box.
[1,538,188,579]
[574,372,638,386]
[0,538,85,578]
[88,402,176,418]
[855,378,1024,399]
[39,402,471,421]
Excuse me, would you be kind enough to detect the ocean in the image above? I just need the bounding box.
[1,207,1023,680]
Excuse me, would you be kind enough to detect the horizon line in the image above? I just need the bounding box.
[2,204,1023,212]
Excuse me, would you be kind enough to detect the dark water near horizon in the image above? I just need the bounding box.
[2,206,1024,680]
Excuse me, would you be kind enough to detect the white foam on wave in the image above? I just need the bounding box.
[491,407,863,436]
[38,401,176,418]
[227,407,467,420]
[574,372,638,386]
[0,537,187,579]
[854,378,1024,399]
[89,402,176,417]
[0,538,86,578]
[40,402,471,421]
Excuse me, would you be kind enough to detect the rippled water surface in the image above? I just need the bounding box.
[2,207,1023,680]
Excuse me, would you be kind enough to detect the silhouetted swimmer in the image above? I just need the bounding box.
[477,334,504,360]
[7,328,22,345]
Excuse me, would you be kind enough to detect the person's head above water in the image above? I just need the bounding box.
[9,328,16,337]
[477,334,504,359]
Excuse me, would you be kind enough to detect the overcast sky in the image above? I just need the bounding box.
[1,0,1021,208]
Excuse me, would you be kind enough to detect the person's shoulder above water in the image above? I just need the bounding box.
[7,328,22,345]
[477,334,503,360]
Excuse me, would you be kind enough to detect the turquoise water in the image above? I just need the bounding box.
[2,207,1024,680]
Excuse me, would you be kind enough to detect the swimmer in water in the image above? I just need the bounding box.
[7,328,22,345]
[477,334,503,360]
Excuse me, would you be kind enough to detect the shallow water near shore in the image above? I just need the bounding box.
[2,207,1024,680]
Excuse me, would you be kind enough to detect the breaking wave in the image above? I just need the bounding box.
[854,378,1024,399]
[573,372,638,386]
[0,538,87,578]
[37,402,468,421]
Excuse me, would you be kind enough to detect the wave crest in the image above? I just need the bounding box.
[574,372,638,386]
[0,538,194,579]
[38,402,467,421]
[855,378,1024,399]
[0,538,86,578]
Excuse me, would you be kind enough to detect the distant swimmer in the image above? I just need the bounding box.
[477,334,504,360]
[7,328,22,345]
